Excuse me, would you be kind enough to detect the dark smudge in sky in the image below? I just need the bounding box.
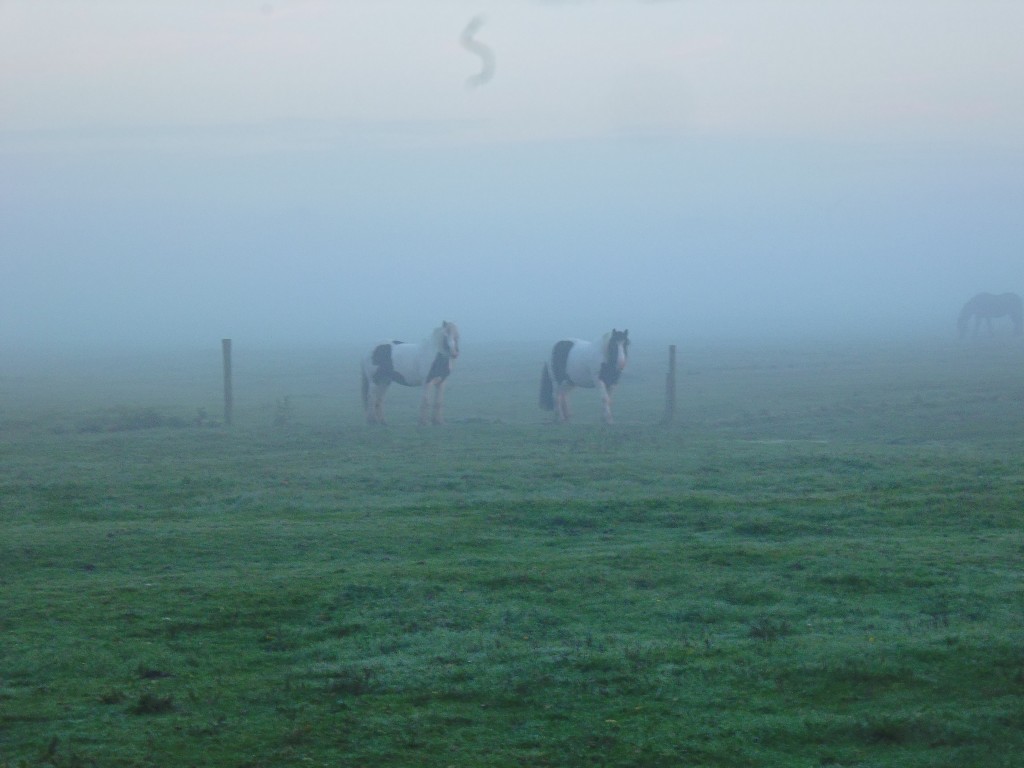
[461,15,495,89]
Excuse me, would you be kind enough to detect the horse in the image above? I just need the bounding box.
[957,293,1023,338]
[361,321,460,425]
[539,329,630,424]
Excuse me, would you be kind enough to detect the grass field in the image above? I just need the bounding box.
[2,337,1023,767]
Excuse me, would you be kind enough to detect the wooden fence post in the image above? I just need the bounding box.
[222,338,233,426]
[663,344,677,424]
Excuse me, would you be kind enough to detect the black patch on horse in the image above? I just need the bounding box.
[599,357,622,386]
[371,343,408,386]
[551,340,575,385]
[371,343,391,367]
[427,353,452,382]
[599,331,628,387]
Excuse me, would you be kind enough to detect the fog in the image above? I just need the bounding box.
[3,1,1023,353]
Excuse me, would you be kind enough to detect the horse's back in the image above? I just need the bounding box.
[1000,292,1022,307]
[965,292,1022,315]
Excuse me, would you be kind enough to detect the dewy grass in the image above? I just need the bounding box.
[2,339,1023,766]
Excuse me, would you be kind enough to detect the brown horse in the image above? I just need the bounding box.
[958,292,1023,338]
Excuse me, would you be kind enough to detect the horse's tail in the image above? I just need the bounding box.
[539,363,555,411]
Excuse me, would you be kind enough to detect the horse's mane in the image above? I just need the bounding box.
[602,329,629,357]
[599,329,629,387]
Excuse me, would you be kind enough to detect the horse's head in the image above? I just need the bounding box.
[439,320,460,359]
[607,328,629,371]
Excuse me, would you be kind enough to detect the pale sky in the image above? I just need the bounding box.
[3,0,1023,348]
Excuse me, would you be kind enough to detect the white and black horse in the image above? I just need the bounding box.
[539,329,630,424]
[958,292,1023,338]
[362,321,461,425]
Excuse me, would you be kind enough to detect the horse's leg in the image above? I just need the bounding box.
[598,381,614,424]
[363,375,376,424]
[419,384,430,426]
[555,384,571,422]
[431,379,446,425]
[419,381,433,426]
[364,378,378,424]
[373,382,388,424]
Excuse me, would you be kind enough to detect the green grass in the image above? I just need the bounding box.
[2,339,1023,766]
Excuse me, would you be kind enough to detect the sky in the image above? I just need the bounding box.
[3,0,1023,351]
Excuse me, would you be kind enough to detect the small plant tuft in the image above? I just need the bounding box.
[98,688,126,705]
[136,664,172,680]
[76,406,188,433]
[130,692,175,715]
[327,665,379,696]
[748,615,792,641]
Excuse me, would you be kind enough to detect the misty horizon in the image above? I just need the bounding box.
[3,2,1022,353]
